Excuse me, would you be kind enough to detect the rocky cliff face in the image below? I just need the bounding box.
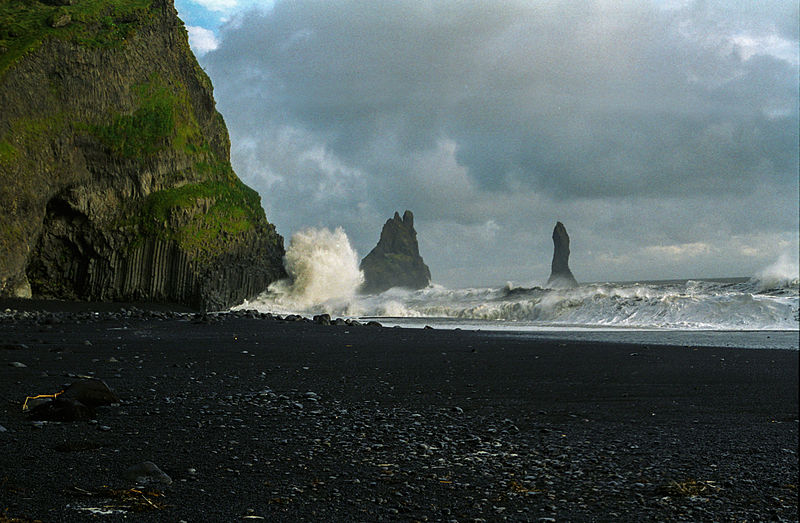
[547,222,578,288]
[360,210,431,294]
[0,0,285,309]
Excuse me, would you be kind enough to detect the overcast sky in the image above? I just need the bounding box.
[176,0,799,287]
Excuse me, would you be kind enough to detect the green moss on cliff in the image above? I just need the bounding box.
[0,113,66,211]
[0,0,154,77]
[89,75,208,159]
[0,141,18,166]
[91,78,175,157]
[10,113,66,143]
[135,170,264,261]
[1,0,285,306]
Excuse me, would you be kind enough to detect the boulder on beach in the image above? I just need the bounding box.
[25,378,118,422]
[61,378,119,408]
[360,210,431,294]
[547,222,578,288]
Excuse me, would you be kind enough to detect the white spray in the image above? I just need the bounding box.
[235,231,798,330]
[752,253,800,291]
[247,227,364,313]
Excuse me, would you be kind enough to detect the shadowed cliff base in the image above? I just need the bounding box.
[0,0,285,310]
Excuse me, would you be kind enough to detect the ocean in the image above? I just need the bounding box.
[233,229,799,351]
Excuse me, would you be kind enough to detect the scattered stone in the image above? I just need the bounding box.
[9,361,27,368]
[125,461,173,485]
[0,343,27,350]
[313,314,331,326]
[192,313,214,324]
[54,440,103,452]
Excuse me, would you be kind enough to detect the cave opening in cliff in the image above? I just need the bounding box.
[26,195,93,299]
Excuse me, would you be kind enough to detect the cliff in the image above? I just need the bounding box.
[0,0,285,310]
[360,210,431,294]
[547,222,578,288]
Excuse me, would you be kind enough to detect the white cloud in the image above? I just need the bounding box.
[730,33,799,66]
[643,242,714,259]
[200,0,799,286]
[191,0,238,12]
[186,25,219,55]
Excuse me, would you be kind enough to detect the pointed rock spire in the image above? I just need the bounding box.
[547,222,578,288]
[360,210,431,293]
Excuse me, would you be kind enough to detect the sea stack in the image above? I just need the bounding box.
[0,0,285,310]
[360,210,431,294]
[547,222,578,288]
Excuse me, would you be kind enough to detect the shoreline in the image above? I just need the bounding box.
[5,298,796,350]
[1,305,797,521]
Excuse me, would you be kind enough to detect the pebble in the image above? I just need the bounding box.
[9,361,27,368]
[1,309,795,522]
[124,461,173,485]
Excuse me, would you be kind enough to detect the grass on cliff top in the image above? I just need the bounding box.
[0,0,155,77]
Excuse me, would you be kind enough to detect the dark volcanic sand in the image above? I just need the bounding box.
[0,305,797,522]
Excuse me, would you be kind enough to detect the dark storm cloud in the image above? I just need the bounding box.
[200,0,798,285]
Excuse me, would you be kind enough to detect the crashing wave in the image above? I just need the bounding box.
[235,229,798,331]
[239,227,364,313]
[750,253,799,293]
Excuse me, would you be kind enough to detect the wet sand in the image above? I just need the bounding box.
[0,304,797,521]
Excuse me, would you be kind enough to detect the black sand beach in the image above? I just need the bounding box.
[1,303,797,521]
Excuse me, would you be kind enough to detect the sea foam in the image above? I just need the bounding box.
[235,228,798,331]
